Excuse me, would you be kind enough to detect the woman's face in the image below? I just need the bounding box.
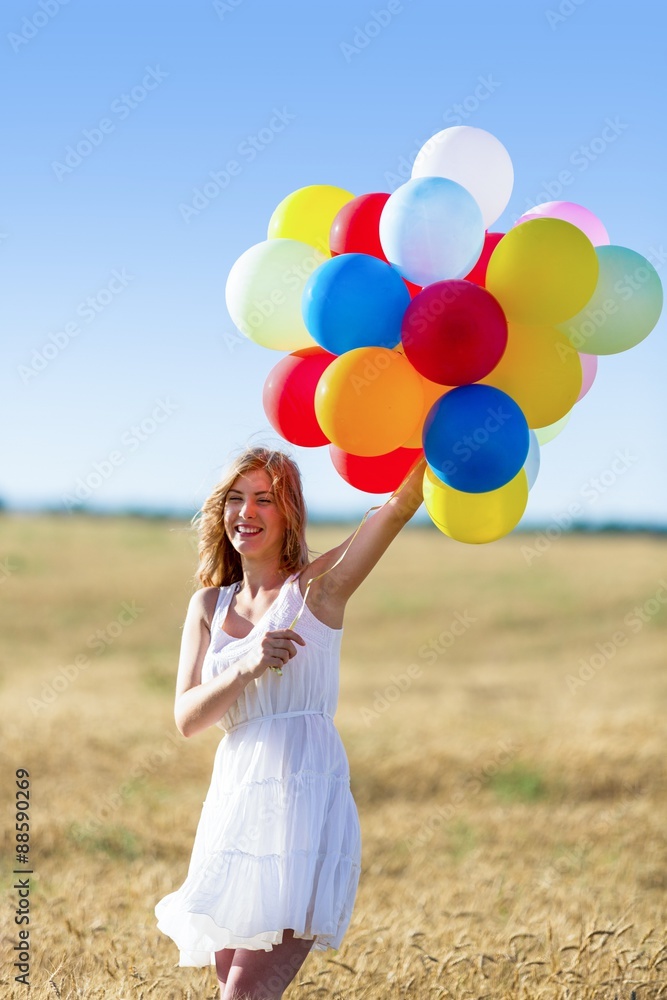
[223,468,287,564]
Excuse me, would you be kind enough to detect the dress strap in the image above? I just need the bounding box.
[211,583,236,632]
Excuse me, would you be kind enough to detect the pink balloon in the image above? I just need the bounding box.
[515,201,610,246]
[576,352,598,401]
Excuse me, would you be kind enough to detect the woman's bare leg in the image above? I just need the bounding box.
[215,947,236,997]
[222,929,314,1000]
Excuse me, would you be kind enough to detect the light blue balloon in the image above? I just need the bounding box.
[379,176,485,287]
[524,430,541,490]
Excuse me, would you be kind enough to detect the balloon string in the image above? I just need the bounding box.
[270,458,421,675]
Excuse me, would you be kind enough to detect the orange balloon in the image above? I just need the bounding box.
[315,348,424,456]
[480,323,582,428]
[402,374,452,448]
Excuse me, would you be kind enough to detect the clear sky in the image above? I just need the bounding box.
[2,0,665,525]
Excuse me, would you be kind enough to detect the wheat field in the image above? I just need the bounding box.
[1,513,665,999]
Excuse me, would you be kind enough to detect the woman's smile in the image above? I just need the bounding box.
[224,468,287,556]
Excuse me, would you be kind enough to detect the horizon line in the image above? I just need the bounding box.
[1,501,666,534]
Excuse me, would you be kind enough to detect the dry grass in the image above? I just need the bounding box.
[1,513,666,999]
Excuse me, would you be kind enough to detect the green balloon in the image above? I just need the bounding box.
[534,411,570,445]
[558,245,663,355]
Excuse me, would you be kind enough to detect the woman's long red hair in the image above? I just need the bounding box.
[192,446,311,589]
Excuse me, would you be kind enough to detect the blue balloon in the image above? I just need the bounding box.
[301,252,410,355]
[423,385,529,493]
[379,177,485,286]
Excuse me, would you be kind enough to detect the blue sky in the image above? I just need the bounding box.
[1,0,665,524]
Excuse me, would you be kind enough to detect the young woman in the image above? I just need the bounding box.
[155,445,426,999]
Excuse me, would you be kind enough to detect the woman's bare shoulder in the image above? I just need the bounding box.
[188,585,223,631]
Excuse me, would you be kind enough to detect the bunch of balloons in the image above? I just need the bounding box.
[225,126,663,543]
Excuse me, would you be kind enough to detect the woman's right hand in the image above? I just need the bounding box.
[243,629,306,680]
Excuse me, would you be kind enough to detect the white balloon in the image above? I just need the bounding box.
[411,126,514,228]
[225,239,326,351]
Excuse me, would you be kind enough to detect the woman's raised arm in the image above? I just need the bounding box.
[301,454,427,619]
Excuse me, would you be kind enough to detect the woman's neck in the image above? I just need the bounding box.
[236,562,289,597]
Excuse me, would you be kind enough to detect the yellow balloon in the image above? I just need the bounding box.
[486,218,598,324]
[423,465,528,544]
[268,184,356,255]
[480,323,582,428]
[315,348,424,456]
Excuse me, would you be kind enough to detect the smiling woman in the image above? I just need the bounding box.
[154,443,425,999]
[195,448,310,594]
[225,475,287,552]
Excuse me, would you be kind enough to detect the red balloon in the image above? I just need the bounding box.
[464,231,505,286]
[329,443,422,494]
[330,192,422,299]
[263,347,336,446]
[401,280,508,386]
[330,192,390,258]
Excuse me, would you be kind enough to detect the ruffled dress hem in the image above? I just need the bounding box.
[155,844,360,965]
[155,889,359,965]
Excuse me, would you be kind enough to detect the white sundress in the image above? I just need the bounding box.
[154,572,362,967]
